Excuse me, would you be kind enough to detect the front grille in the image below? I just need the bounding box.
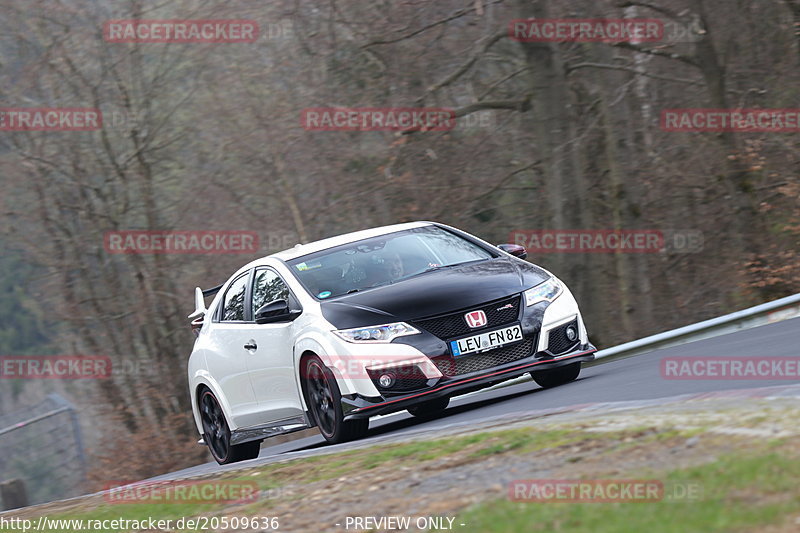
[367,365,430,393]
[432,337,535,377]
[547,319,579,354]
[412,295,521,340]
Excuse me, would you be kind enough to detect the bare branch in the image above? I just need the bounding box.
[471,160,541,202]
[451,96,532,117]
[400,96,531,136]
[418,30,507,101]
[478,67,530,100]
[567,62,703,85]
[612,41,699,67]
[616,1,683,20]
[362,0,505,47]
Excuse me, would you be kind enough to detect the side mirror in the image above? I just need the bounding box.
[497,243,528,260]
[255,299,301,324]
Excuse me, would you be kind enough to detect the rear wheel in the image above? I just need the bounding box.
[531,362,581,389]
[303,356,369,444]
[407,397,450,419]
[199,389,261,464]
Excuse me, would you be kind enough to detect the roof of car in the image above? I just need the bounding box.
[269,221,435,262]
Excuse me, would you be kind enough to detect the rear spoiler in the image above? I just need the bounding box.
[188,283,223,332]
[202,284,223,298]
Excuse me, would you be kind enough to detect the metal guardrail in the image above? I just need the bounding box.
[592,292,800,363]
[482,292,800,391]
[0,394,87,507]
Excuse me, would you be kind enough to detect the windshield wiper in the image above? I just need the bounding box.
[393,258,489,283]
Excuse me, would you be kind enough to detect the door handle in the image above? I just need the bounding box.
[244,340,258,351]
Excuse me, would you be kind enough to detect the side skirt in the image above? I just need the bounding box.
[229,415,309,445]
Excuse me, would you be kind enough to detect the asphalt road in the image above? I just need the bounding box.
[157,317,799,481]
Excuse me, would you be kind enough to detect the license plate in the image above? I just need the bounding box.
[450,324,523,357]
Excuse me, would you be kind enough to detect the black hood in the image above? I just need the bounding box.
[320,257,550,329]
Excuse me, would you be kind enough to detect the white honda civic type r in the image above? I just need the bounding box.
[188,222,595,464]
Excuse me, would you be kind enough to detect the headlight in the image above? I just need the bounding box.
[333,322,420,343]
[524,278,563,306]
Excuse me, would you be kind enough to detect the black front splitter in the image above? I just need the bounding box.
[342,346,596,419]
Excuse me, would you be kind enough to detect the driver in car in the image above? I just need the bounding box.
[385,251,405,281]
[362,250,406,287]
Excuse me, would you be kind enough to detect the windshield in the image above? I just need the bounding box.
[286,226,495,299]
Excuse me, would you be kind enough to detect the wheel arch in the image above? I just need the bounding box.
[292,334,347,398]
[189,372,236,435]
[292,333,371,398]
[297,349,318,409]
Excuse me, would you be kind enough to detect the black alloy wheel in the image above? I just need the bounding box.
[303,355,369,444]
[199,389,260,464]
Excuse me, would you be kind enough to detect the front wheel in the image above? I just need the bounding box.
[531,362,581,389]
[199,389,261,464]
[303,356,369,444]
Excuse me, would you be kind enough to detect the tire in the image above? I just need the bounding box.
[407,397,450,419]
[531,362,581,389]
[303,355,369,444]
[199,389,261,465]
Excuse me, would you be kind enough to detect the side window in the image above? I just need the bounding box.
[252,269,291,316]
[221,274,249,322]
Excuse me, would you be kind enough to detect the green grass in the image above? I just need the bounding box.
[460,451,800,533]
[239,427,600,484]
[0,429,544,532]
[8,424,792,532]
[468,428,582,458]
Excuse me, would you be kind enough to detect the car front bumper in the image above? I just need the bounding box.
[341,343,596,419]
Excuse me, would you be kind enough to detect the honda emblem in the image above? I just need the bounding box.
[465,310,488,328]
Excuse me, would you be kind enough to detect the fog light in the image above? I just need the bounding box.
[565,325,578,342]
[378,373,396,388]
